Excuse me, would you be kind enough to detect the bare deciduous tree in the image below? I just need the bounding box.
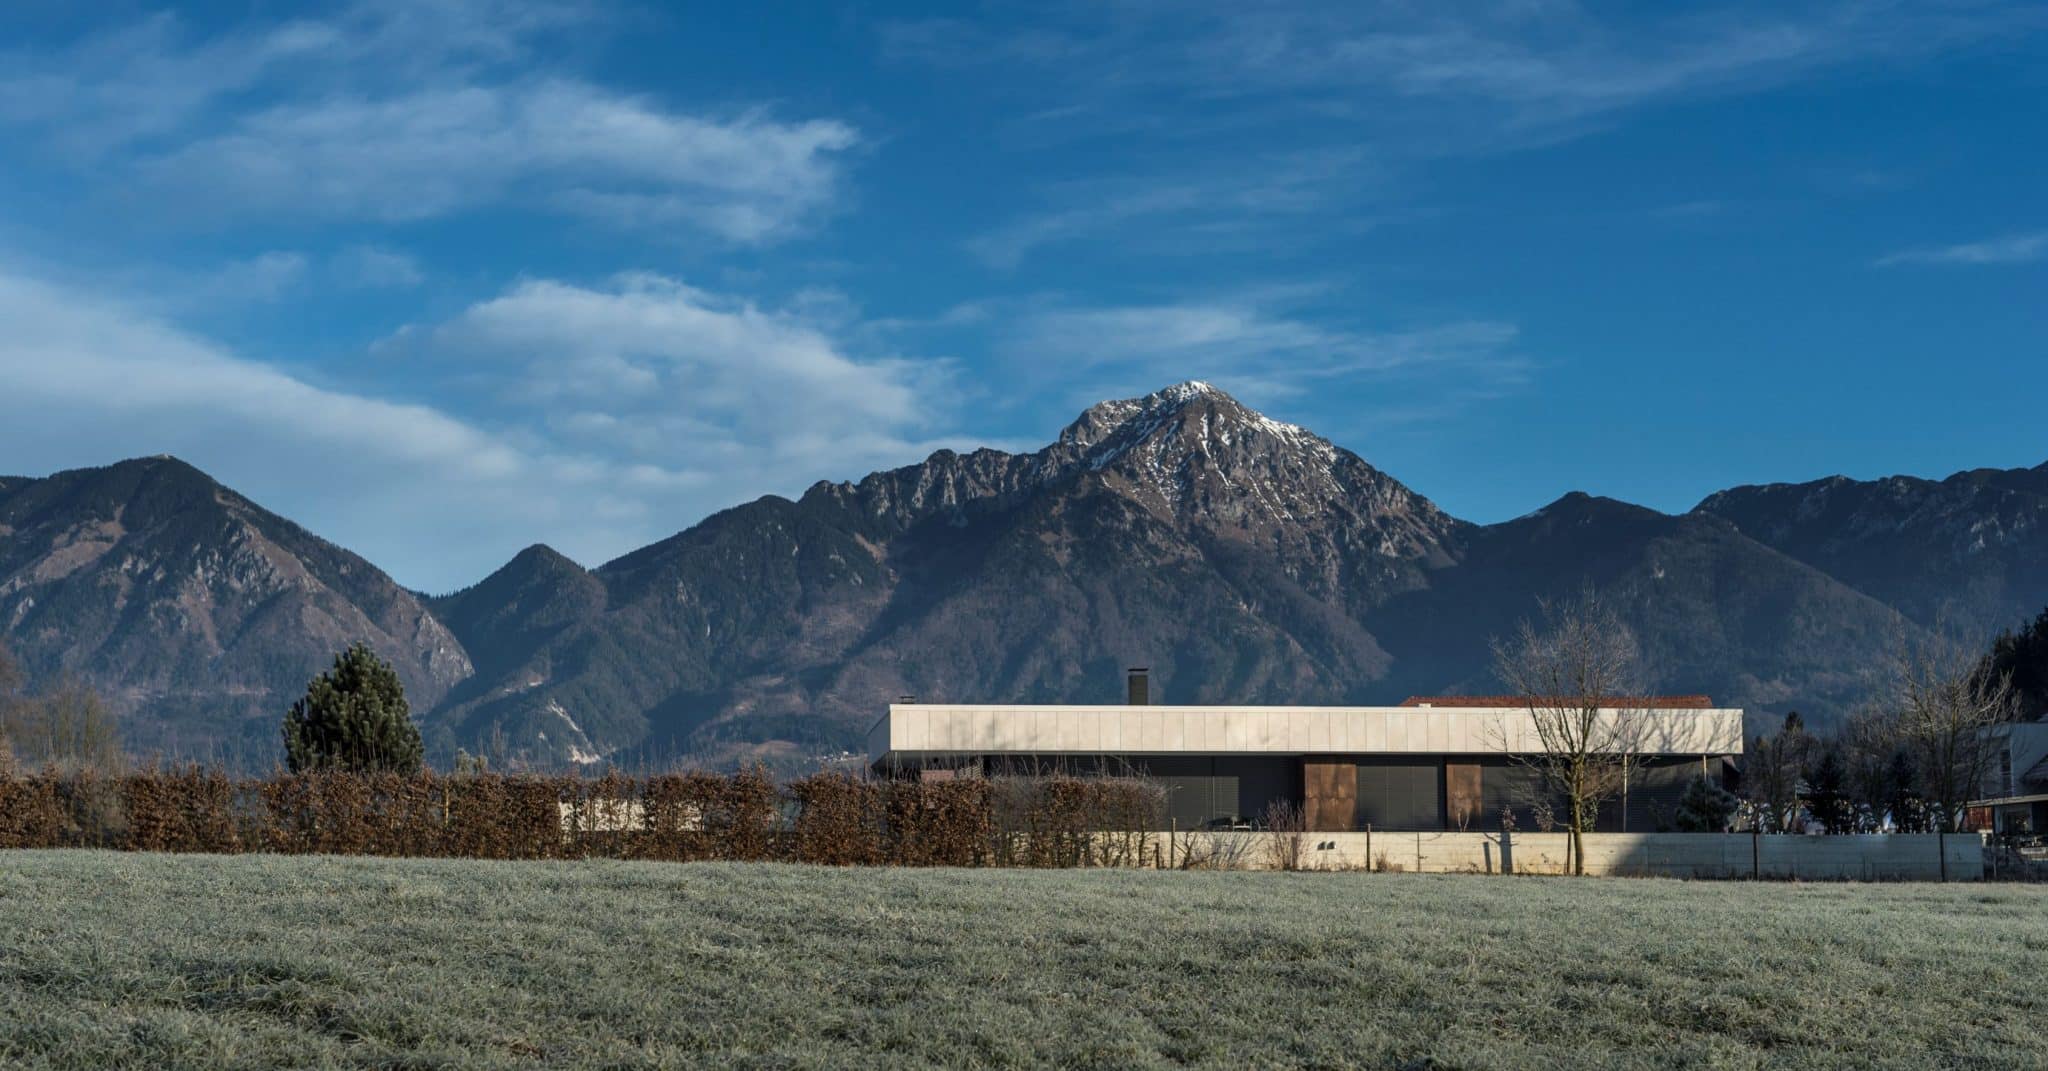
[0,642,20,773]
[1491,591,1647,875]
[1261,800,1307,871]
[1176,829,1255,870]
[1743,712,1813,833]
[1839,705,1901,832]
[6,676,124,773]
[1891,632,2019,832]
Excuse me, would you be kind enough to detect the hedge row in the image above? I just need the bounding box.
[0,768,1166,867]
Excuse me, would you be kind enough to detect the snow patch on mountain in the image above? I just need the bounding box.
[546,699,604,765]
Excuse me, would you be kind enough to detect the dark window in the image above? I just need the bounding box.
[1357,760,1441,830]
[1130,756,1296,829]
[1480,761,1553,831]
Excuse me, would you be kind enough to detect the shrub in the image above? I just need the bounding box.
[790,774,884,866]
[123,766,243,853]
[0,767,1165,867]
[990,775,1163,867]
[885,779,992,866]
[0,770,63,848]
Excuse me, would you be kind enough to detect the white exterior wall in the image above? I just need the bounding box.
[1982,723,2048,798]
[869,703,1744,766]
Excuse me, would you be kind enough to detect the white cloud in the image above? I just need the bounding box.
[0,265,976,591]
[1875,231,2048,267]
[137,82,856,242]
[403,273,967,478]
[0,266,554,585]
[0,4,858,243]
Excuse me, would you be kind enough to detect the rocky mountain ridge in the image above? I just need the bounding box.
[3,383,2041,766]
[0,456,469,758]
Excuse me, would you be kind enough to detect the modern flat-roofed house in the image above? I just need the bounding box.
[868,670,1744,832]
[1969,722,2048,834]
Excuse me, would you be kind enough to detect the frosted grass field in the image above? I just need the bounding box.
[2,851,2044,1069]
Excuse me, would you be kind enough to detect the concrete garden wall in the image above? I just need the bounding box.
[1164,830,1985,880]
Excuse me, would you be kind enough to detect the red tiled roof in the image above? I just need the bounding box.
[1398,695,1714,709]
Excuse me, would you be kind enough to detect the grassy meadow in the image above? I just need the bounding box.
[1,852,2044,1069]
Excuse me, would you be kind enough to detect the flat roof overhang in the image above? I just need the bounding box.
[1970,793,2048,807]
[868,703,1746,768]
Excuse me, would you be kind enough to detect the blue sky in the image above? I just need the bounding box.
[1,1,2043,591]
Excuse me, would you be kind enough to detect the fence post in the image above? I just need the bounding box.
[1168,817,1177,870]
[1938,829,1947,883]
[1365,823,1373,872]
[1751,826,1760,880]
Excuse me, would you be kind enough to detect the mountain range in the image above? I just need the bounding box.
[4,382,2043,768]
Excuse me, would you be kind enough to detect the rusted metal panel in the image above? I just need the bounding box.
[1303,759,1357,832]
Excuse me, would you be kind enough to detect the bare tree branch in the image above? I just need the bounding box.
[1490,589,1648,874]
[1889,628,2019,832]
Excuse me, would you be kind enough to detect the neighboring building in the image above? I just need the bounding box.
[1968,722,2048,835]
[868,670,1744,832]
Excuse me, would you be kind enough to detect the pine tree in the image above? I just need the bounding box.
[1885,750,1924,832]
[1674,774,1739,832]
[1984,607,2048,718]
[1805,747,1854,834]
[282,644,423,774]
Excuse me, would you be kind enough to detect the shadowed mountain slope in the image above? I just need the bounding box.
[0,457,470,758]
[1369,493,1915,719]
[1695,464,2048,635]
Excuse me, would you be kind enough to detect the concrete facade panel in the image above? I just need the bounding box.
[870,704,1744,766]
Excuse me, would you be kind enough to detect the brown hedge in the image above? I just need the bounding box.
[0,767,1157,868]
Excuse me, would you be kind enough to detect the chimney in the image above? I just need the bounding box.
[1126,667,1150,706]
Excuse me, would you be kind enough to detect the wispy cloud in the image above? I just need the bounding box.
[0,263,976,589]
[885,3,2039,126]
[967,151,1376,268]
[993,293,1526,417]
[0,2,859,243]
[1875,231,2048,267]
[894,2,2042,265]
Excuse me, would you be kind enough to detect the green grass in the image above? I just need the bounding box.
[2,853,2045,1069]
